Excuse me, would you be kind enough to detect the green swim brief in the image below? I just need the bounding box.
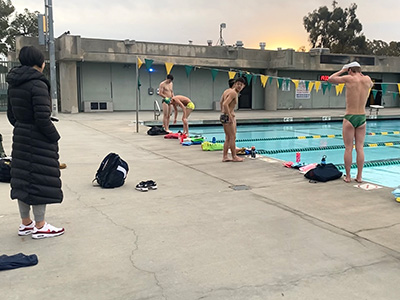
[162,98,171,104]
[344,114,366,128]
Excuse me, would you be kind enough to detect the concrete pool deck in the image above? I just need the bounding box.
[1,108,400,300]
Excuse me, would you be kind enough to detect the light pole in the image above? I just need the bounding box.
[219,23,226,46]
[44,0,58,116]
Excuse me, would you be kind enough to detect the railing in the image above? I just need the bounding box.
[154,100,161,120]
[0,61,12,112]
[0,83,7,112]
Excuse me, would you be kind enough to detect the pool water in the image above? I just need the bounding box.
[183,120,400,188]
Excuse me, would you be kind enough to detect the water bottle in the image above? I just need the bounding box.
[321,155,327,165]
[212,137,216,143]
[180,133,187,144]
[251,146,256,159]
[296,152,301,163]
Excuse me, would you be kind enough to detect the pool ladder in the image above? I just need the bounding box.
[154,100,161,120]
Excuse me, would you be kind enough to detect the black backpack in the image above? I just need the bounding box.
[94,153,129,188]
[147,126,168,136]
[304,163,343,182]
[0,158,11,183]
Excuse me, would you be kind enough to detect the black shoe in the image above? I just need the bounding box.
[146,180,157,190]
[135,181,148,192]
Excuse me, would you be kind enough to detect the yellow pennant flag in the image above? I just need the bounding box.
[137,57,143,69]
[228,71,236,79]
[335,83,345,96]
[308,82,315,92]
[165,62,174,75]
[291,79,299,90]
[314,81,321,93]
[398,83,400,94]
[260,75,268,88]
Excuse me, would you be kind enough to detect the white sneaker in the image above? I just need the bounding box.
[32,222,65,239]
[18,221,36,236]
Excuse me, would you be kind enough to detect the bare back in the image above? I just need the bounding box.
[344,74,373,114]
[173,95,190,106]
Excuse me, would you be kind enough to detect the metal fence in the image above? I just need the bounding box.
[0,61,18,111]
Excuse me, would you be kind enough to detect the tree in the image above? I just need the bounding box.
[303,1,368,54]
[6,8,39,53]
[0,0,15,56]
[385,41,400,56]
[0,0,39,57]
[367,40,400,56]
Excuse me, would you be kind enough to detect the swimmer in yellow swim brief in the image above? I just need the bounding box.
[344,114,366,128]
[171,95,195,135]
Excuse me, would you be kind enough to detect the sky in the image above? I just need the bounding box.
[9,0,400,51]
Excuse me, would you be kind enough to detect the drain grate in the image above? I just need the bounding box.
[230,185,251,191]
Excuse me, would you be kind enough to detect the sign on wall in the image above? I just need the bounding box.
[282,79,290,92]
[295,80,310,99]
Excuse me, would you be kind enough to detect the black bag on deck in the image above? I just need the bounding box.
[93,153,129,188]
[0,158,11,183]
[147,126,168,136]
[304,163,342,182]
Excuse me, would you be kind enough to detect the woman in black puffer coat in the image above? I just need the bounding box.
[6,46,64,239]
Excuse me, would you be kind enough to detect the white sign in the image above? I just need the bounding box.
[295,80,310,99]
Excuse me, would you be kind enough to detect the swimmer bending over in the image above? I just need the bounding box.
[171,95,195,135]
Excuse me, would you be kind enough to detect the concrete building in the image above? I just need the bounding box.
[7,35,400,113]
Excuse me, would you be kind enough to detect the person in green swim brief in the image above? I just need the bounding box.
[328,61,373,183]
[158,74,174,132]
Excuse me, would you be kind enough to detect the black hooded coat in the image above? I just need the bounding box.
[6,66,63,205]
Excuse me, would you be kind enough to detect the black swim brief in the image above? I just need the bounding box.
[220,114,229,124]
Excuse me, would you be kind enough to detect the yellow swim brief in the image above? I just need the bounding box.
[186,102,195,110]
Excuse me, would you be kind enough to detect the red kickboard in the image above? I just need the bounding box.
[164,132,180,139]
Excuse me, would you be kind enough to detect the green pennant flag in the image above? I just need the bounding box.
[185,65,193,78]
[145,59,153,71]
[285,78,291,88]
[245,73,253,85]
[238,71,243,77]
[381,83,388,95]
[267,76,273,85]
[305,80,310,91]
[277,78,283,88]
[327,82,332,91]
[322,82,328,94]
[211,69,219,81]
[372,89,378,99]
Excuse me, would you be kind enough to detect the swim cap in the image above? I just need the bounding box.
[343,61,360,69]
[164,97,171,104]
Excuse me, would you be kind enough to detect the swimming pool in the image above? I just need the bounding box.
[183,120,400,188]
